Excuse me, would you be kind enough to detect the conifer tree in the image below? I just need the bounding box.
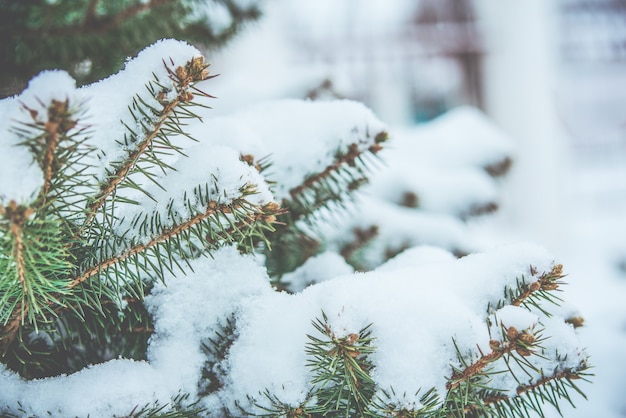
[0,0,261,97]
[0,40,589,417]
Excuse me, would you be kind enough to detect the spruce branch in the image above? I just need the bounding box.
[235,389,317,418]
[0,202,72,327]
[265,131,387,278]
[468,368,590,418]
[287,131,387,220]
[305,312,377,416]
[72,198,283,289]
[444,265,588,416]
[371,387,441,417]
[498,264,566,317]
[447,324,540,392]
[82,56,214,232]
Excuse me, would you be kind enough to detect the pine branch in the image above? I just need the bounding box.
[265,131,387,278]
[446,324,536,392]
[305,312,377,416]
[469,368,590,417]
[372,387,441,418]
[510,264,564,310]
[82,56,213,232]
[287,132,386,220]
[71,200,282,288]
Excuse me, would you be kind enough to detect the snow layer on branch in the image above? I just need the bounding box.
[230,99,388,200]
[82,39,203,181]
[318,196,479,270]
[209,243,584,414]
[281,251,354,292]
[367,106,513,217]
[0,244,586,416]
[400,106,515,170]
[0,247,272,417]
[0,71,78,204]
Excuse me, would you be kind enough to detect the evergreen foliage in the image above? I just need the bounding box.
[0,42,590,417]
[0,0,261,96]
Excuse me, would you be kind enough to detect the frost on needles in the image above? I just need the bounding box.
[0,39,589,417]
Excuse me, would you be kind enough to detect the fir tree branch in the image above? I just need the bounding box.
[515,368,585,398]
[71,200,281,288]
[82,57,212,232]
[465,368,588,415]
[289,140,383,202]
[510,264,563,308]
[340,225,379,262]
[447,326,537,391]
[9,220,28,297]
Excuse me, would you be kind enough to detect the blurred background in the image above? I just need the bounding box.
[1,0,626,416]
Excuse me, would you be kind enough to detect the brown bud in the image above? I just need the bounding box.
[518,331,535,345]
[345,333,359,344]
[516,347,533,357]
[552,264,563,276]
[506,326,519,340]
[348,350,361,358]
[565,316,585,328]
[262,202,282,213]
[374,131,388,143]
[240,154,255,166]
[179,91,194,102]
[541,281,559,291]
[262,215,276,223]
[175,66,188,81]
[489,339,501,351]
[529,281,541,292]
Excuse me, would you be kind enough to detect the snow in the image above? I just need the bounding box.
[83,39,204,182]
[281,251,354,292]
[230,99,388,200]
[0,13,603,418]
[2,236,580,416]
[0,71,78,204]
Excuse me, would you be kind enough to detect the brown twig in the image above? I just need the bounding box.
[289,143,362,199]
[82,98,180,231]
[0,308,24,354]
[83,0,100,25]
[464,368,584,414]
[71,200,283,289]
[447,326,536,391]
[70,201,224,288]
[511,264,563,307]
[447,348,510,391]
